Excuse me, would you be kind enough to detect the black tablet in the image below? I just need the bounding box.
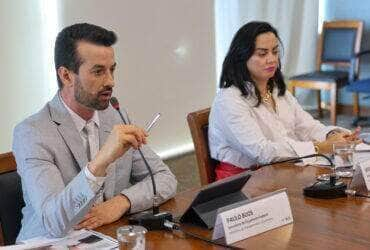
[180,171,251,229]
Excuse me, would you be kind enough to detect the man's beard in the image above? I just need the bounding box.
[74,78,111,110]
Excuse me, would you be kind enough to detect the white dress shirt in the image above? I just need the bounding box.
[209,84,343,168]
[60,95,105,200]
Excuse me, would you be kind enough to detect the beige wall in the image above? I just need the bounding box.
[0,0,52,153]
[0,0,216,158]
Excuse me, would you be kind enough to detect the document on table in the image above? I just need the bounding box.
[1,229,118,250]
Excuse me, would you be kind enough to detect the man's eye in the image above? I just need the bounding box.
[94,70,103,76]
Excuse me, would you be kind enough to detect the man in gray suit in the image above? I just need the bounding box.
[12,23,177,241]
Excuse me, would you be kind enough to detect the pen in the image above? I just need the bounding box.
[146,113,161,132]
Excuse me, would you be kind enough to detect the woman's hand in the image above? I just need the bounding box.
[327,127,361,142]
[315,133,349,154]
[316,127,362,154]
[343,127,361,142]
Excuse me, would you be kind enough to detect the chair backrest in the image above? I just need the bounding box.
[0,152,24,245]
[317,20,363,70]
[187,108,218,185]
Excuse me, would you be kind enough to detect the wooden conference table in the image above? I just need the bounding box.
[97,164,370,249]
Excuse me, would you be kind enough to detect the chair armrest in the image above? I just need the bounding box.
[354,50,370,58]
[349,50,370,82]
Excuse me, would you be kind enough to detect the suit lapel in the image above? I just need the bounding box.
[48,94,118,199]
[48,93,88,170]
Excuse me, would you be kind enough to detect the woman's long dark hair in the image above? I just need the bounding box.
[220,21,286,106]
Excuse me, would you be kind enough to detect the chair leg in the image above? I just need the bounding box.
[317,90,322,118]
[288,82,295,96]
[351,93,360,127]
[353,93,359,117]
[330,85,337,125]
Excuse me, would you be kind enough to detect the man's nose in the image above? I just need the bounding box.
[105,72,115,87]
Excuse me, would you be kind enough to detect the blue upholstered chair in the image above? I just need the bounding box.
[289,20,363,125]
[347,50,370,126]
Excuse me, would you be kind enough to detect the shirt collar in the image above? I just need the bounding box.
[59,92,100,132]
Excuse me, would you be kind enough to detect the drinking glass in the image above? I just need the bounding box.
[117,225,147,250]
[333,142,354,178]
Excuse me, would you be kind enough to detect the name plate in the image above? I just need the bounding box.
[359,159,370,191]
[212,189,293,245]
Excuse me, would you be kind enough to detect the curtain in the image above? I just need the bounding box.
[215,0,319,83]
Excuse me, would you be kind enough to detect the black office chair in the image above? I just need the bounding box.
[289,20,363,125]
[347,50,370,126]
[0,152,24,245]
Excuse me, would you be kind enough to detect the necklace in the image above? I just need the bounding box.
[262,90,272,103]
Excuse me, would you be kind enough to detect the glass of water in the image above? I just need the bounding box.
[333,142,354,178]
[117,225,147,250]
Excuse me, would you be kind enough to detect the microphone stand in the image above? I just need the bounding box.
[250,153,333,171]
[110,97,172,230]
[251,153,347,199]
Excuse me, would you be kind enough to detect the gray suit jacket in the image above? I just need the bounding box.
[12,94,177,241]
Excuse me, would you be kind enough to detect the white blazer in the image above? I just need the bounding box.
[209,84,342,168]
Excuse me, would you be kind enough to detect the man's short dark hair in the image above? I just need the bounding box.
[54,23,117,89]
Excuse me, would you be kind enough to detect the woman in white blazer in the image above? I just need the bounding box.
[208,21,359,180]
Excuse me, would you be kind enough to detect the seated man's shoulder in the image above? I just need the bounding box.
[14,103,52,134]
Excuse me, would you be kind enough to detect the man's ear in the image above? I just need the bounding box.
[57,66,74,88]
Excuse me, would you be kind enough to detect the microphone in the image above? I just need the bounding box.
[109,97,173,230]
[110,97,131,124]
[250,153,347,199]
[110,97,157,208]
